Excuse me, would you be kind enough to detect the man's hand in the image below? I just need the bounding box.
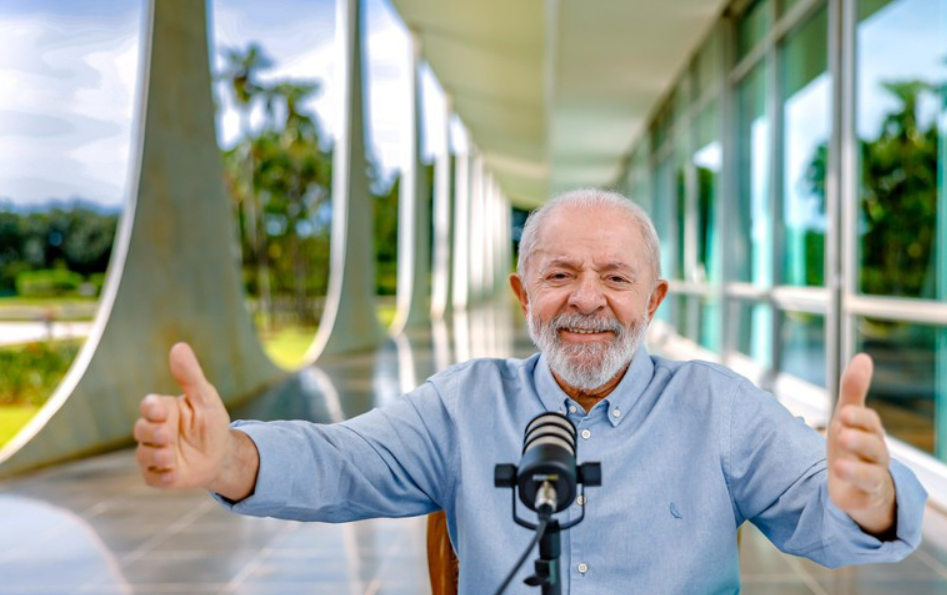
[827,353,897,538]
[134,342,258,501]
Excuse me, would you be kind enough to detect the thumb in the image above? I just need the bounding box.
[169,342,212,406]
[837,353,874,411]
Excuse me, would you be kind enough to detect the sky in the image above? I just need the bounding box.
[0,0,943,210]
[0,0,450,209]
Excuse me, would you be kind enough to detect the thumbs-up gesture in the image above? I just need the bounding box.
[827,353,897,537]
[134,343,258,500]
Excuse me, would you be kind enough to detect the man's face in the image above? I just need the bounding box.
[510,206,668,390]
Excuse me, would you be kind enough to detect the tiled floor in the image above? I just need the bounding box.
[2,307,947,594]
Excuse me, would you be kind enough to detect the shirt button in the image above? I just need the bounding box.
[577,562,589,574]
[569,405,577,414]
[581,429,591,440]
[576,495,586,506]
[612,409,621,418]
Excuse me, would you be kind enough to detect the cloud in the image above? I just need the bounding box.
[0,6,142,207]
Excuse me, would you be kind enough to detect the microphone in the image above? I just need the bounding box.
[519,412,578,513]
[495,412,601,515]
[492,412,602,595]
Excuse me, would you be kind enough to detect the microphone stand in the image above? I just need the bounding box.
[526,513,562,595]
[495,465,601,595]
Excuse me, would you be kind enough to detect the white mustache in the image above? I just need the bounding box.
[552,313,624,337]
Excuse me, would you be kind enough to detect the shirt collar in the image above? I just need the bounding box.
[534,344,655,428]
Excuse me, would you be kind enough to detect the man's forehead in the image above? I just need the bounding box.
[532,249,641,270]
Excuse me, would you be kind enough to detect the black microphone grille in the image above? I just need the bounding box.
[522,412,577,455]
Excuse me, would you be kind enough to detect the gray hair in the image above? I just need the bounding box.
[516,188,662,285]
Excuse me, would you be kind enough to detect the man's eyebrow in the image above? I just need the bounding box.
[542,257,580,269]
[599,261,637,273]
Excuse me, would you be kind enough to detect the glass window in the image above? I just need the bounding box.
[650,104,672,154]
[653,154,674,287]
[855,0,947,299]
[693,29,723,100]
[699,295,722,353]
[626,145,652,214]
[674,139,688,280]
[780,5,829,287]
[738,0,773,57]
[694,100,722,283]
[735,62,773,286]
[779,311,826,386]
[674,295,696,342]
[856,317,947,459]
[779,0,805,16]
[735,300,773,367]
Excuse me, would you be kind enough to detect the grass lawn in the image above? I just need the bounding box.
[262,325,318,369]
[0,406,38,447]
[260,303,397,369]
[0,296,99,322]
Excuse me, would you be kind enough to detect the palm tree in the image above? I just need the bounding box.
[218,43,274,329]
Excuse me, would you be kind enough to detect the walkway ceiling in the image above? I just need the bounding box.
[391,0,728,209]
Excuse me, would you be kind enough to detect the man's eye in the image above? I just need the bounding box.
[608,276,629,284]
[548,273,569,280]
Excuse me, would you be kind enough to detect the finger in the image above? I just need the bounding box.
[135,443,174,470]
[836,428,888,464]
[133,418,170,446]
[169,342,210,406]
[140,465,177,489]
[837,353,874,411]
[838,405,883,434]
[139,394,168,422]
[833,459,888,494]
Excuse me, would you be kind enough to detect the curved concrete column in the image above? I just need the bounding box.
[391,31,431,334]
[468,154,486,304]
[484,175,499,296]
[451,149,471,311]
[0,0,282,478]
[430,95,453,320]
[308,0,384,359]
[493,188,511,291]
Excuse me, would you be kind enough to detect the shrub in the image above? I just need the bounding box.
[0,340,82,406]
[15,268,85,297]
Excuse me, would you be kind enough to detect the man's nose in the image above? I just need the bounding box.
[568,275,606,314]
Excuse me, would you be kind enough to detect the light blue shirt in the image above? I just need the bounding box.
[219,347,927,594]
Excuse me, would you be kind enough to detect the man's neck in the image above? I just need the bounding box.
[552,364,630,413]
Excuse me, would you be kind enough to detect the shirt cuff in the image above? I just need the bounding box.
[823,458,927,565]
[209,421,297,518]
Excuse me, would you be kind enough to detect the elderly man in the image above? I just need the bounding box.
[135,189,926,594]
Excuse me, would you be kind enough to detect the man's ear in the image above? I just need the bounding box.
[510,274,529,317]
[647,279,669,319]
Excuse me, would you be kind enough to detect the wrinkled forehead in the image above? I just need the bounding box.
[528,206,650,272]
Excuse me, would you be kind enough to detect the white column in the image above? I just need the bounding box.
[451,149,471,311]
[391,30,431,334]
[430,95,453,320]
[468,153,485,303]
[309,0,384,359]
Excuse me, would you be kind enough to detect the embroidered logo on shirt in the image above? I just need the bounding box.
[670,502,683,519]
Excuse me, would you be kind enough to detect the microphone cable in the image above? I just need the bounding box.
[492,518,549,595]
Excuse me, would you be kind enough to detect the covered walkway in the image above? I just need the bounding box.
[2,307,947,594]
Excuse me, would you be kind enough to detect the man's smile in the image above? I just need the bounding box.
[558,328,615,342]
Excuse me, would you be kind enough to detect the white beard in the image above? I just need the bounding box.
[527,307,650,391]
